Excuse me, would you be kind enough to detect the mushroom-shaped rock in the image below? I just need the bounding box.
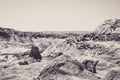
[29,46,42,60]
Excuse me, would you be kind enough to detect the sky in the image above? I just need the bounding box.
[0,0,120,31]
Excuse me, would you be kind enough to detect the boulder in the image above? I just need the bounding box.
[37,55,100,80]
[82,60,99,73]
[47,52,63,59]
[19,61,28,65]
[29,46,42,60]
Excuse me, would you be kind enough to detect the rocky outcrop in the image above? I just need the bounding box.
[92,19,120,41]
[93,19,120,35]
[0,27,86,43]
[82,60,99,73]
[37,55,100,80]
[80,19,120,41]
[37,56,81,80]
[18,61,28,65]
[0,27,33,43]
[47,52,63,60]
[103,69,120,80]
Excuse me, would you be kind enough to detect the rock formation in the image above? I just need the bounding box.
[18,61,28,65]
[37,55,100,80]
[82,60,99,73]
[29,46,42,60]
[93,19,120,35]
[37,55,83,80]
[103,69,120,80]
[81,19,120,41]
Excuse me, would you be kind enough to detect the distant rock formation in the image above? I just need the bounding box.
[0,27,33,43]
[80,19,120,41]
[29,46,42,60]
[0,27,83,43]
[93,19,120,34]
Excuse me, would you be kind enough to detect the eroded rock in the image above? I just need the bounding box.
[103,69,120,80]
[18,61,28,65]
[37,55,100,80]
[82,60,99,73]
[29,46,42,60]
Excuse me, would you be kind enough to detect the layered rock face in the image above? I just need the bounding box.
[37,55,100,80]
[103,69,120,80]
[81,19,120,41]
[93,19,120,34]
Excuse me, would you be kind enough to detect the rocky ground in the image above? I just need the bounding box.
[0,38,120,80]
[0,19,120,80]
[0,38,63,80]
